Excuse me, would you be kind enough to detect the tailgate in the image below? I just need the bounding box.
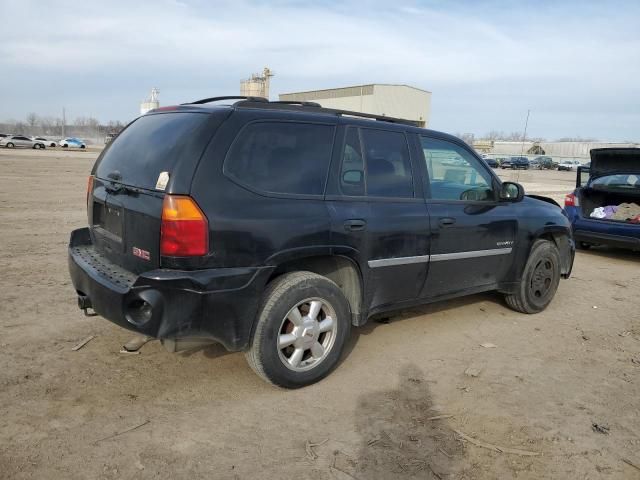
[90,180,164,273]
[89,110,218,273]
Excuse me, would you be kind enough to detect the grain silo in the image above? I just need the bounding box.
[240,68,274,99]
[140,88,160,115]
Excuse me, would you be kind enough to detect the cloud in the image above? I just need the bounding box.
[0,0,639,140]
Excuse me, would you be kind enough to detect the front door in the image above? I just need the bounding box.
[327,126,430,312]
[417,135,518,299]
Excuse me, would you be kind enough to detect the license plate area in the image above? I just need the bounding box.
[92,200,124,244]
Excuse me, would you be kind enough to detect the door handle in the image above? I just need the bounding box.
[344,219,366,231]
[438,217,456,227]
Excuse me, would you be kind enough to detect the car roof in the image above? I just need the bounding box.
[145,100,462,144]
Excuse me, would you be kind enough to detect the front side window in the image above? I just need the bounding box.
[225,122,335,196]
[421,137,494,201]
[361,129,414,198]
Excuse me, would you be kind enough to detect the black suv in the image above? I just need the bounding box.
[68,97,574,388]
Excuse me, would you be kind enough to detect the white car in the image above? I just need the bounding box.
[557,160,581,171]
[58,137,86,149]
[33,136,57,148]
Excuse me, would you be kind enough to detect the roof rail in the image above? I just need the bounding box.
[185,96,268,105]
[270,100,322,107]
[235,99,420,126]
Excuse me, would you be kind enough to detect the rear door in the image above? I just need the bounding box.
[90,110,219,273]
[327,126,430,311]
[418,135,518,299]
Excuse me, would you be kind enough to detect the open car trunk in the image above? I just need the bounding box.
[579,188,640,223]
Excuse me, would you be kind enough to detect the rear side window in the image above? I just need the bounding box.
[225,122,335,196]
[361,129,414,198]
[96,112,211,190]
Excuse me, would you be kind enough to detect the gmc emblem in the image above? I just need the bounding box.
[132,247,150,261]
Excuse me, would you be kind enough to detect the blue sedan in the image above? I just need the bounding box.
[563,148,640,251]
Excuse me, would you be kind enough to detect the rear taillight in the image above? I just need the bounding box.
[160,195,208,257]
[564,193,579,207]
[86,175,94,207]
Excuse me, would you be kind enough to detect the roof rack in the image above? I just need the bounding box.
[234,99,420,126]
[184,95,268,105]
[270,100,322,108]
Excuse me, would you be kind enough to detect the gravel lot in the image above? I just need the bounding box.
[1,148,639,479]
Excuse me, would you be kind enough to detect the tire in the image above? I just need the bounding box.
[62,144,68,148]
[246,271,351,388]
[505,239,561,314]
[80,145,86,149]
[50,143,56,148]
[6,143,14,148]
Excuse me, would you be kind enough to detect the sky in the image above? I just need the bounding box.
[1,0,639,141]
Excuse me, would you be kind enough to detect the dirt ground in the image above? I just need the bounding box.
[1,149,639,480]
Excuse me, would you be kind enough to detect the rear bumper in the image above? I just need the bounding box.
[565,206,640,250]
[68,228,273,351]
[574,230,640,250]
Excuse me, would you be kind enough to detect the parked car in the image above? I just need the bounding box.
[501,156,530,169]
[564,148,640,251]
[68,96,575,388]
[0,133,12,140]
[59,137,86,149]
[484,157,499,168]
[0,135,46,149]
[33,136,57,148]
[558,160,581,171]
[531,156,557,170]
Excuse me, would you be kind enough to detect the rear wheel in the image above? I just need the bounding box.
[80,145,86,149]
[62,144,68,148]
[505,239,561,314]
[246,272,351,388]
[6,142,14,148]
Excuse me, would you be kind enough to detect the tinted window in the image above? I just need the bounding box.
[96,112,211,189]
[361,129,413,197]
[421,137,494,201]
[96,112,209,189]
[225,122,335,196]
[339,128,365,196]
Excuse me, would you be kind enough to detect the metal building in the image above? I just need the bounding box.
[140,88,159,116]
[241,67,274,99]
[279,84,431,127]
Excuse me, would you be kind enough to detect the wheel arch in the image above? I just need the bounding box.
[531,226,574,277]
[266,254,364,326]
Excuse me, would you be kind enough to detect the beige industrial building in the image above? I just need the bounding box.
[279,84,431,127]
[476,140,639,161]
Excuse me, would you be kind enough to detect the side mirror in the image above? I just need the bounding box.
[342,170,363,185]
[500,181,525,202]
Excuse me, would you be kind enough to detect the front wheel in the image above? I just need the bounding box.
[6,142,14,148]
[246,272,351,388]
[80,145,86,149]
[505,239,561,314]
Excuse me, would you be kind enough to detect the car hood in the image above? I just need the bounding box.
[590,148,640,177]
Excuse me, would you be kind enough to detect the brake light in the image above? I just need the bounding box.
[86,175,94,207]
[160,195,208,256]
[564,193,579,207]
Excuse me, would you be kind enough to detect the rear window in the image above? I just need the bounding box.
[95,112,211,190]
[224,121,335,196]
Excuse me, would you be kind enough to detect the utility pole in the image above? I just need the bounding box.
[520,109,530,157]
[62,107,66,138]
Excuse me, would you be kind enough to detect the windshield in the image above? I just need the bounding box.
[591,173,640,190]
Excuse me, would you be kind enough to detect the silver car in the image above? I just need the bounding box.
[0,135,46,149]
[33,136,57,147]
